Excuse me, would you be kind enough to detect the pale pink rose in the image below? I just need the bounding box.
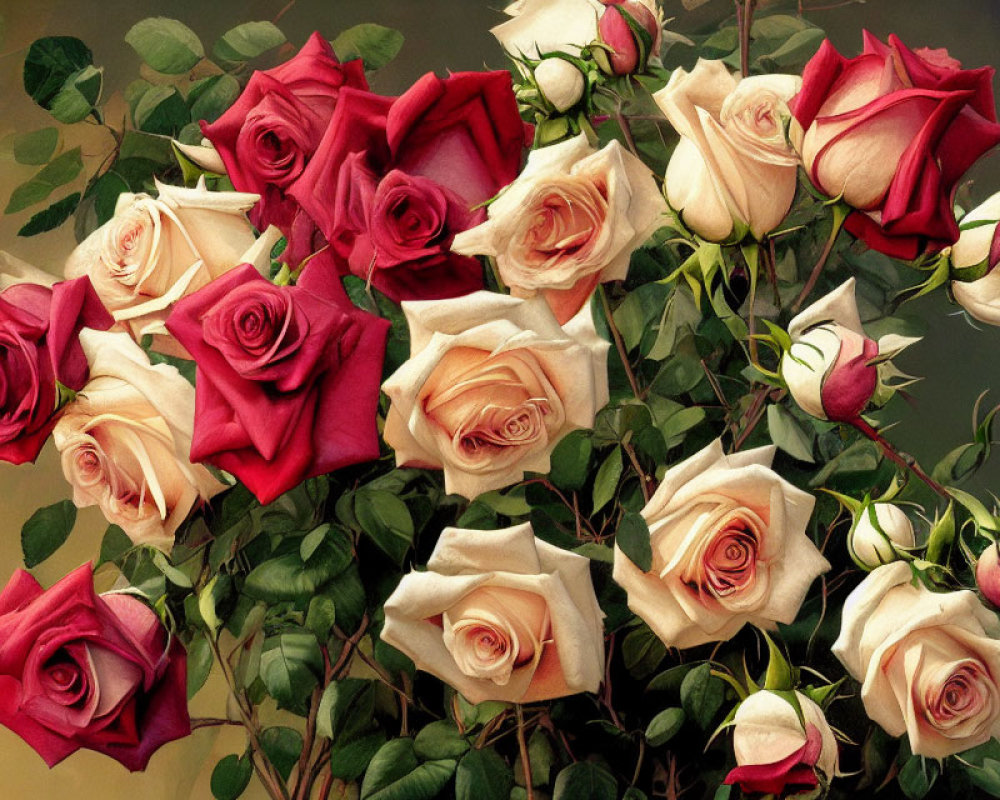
[654,60,801,241]
[65,178,279,351]
[612,438,829,648]
[382,292,609,499]
[381,522,605,704]
[781,279,919,422]
[951,191,1000,325]
[452,135,666,323]
[833,561,1000,759]
[725,690,838,796]
[52,329,224,551]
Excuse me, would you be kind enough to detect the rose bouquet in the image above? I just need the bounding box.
[3,2,1000,799]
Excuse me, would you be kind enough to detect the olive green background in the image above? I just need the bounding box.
[0,0,998,796]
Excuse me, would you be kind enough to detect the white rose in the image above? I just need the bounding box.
[833,561,1000,759]
[52,329,224,551]
[850,502,915,570]
[452,134,666,323]
[534,57,585,112]
[654,59,801,241]
[491,0,604,58]
[382,292,609,500]
[612,438,829,648]
[65,177,279,350]
[382,522,605,704]
[725,690,838,795]
[951,191,1000,325]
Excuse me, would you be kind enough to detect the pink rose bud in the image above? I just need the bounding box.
[598,0,659,75]
[976,545,1000,607]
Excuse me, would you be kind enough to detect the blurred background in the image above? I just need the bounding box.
[0,0,998,796]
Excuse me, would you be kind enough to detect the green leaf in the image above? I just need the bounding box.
[152,550,193,587]
[354,489,414,564]
[305,595,337,641]
[317,678,377,742]
[49,65,102,123]
[361,738,457,800]
[766,404,815,463]
[133,85,189,135]
[97,524,133,567]
[552,762,617,800]
[548,430,593,491]
[125,18,204,74]
[456,748,514,800]
[21,499,76,568]
[622,624,667,679]
[243,545,347,602]
[84,170,130,227]
[762,631,794,691]
[259,632,322,711]
[658,406,706,445]
[756,28,825,70]
[188,74,240,123]
[213,21,286,63]
[414,720,470,761]
[259,727,303,783]
[23,36,93,109]
[592,448,623,513]
[211,753,253,800]
[300,523,330,562]
[186,632,214,699]
[18,191,80,236]
[898,755,938,800]
[645,707,685,747]
[332,24,404,71]
[680,663,725,730]
[925,501,956,565]
[616,511,652,572]
[9,128,59,165]
[331,733,387,782]
[6,147,82,214]
[518,729,555,787]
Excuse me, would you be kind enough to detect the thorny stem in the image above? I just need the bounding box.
[599,285,643,402]
[515,705,536,800]
[850,417,950,498]
[791,204,849,313]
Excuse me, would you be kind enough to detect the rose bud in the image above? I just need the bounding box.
[950,191,1000,325]
[850,502,916,570]
[598,0,660,75]
[725,690,838,796]
[976,544,1000,608]
[781,279,919,422]
[534,57,585,112]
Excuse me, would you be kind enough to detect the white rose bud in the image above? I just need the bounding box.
[850,503,916,570]
[534,58,585,112]
[951,191,1000,325]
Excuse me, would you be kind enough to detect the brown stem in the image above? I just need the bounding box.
[731,388,777,451]
[622,441,653,504]
[765,238,781,310]
[737,0,758,77]
[791,204,848,313]
[850,418,950,498]
[291,686,323,800]
[599,286,643,402]
[615,106,639,157]
[515,705,535,800]
[190,717,243,730]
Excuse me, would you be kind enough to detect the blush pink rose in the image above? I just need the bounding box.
[0,564,190,770]
[792,32,1000,260]
[381,522,605,704]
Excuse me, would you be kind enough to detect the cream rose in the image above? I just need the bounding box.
[613,438,829,648]
[491,0,604,58]
[452,135,666,323]
[381,522,605,704]
[849,502,915,570]
[65,177,279,349]
[0,251,58,290]
[951,191,1000,325]
[654,59,801,241]
[833,561,1000,759]
[52,329,224,551]
[382,292,609,500]
[534,57,585,113]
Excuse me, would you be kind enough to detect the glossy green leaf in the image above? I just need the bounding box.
[414,720,470,761]
[133,85,189,135]
[6,147,82,214]
[616,511,652,572]
[332,24,404,71]
[21,499,76,568]
[456,747,513,800]
[188,74,240,123]
[210,753,253,800]
[125,18,204,74]
[259,633,322,711]
[330,732,387,782]
[259,727,303,782]
[592,447,623,513]
[548,429,593,491]
[49,65,102,123]
[361,738,456,800]
[213,21,286,63]
[23,36,93,109]
[645,707,685,747]
[766,404,815,463]
[680,663,725,730]
[9,128,59,165]
[354,489,414,564]
[186,632,214,699]
[552,762,617,800]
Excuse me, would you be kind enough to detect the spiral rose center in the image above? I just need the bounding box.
[513,176,608,272]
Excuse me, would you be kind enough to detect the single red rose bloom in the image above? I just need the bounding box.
[165,253,390,505]
[0,276,112,465]
[0,564,190,770]
[792,31,1000,260]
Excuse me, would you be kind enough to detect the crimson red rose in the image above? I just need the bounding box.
[0,564,189,770]
[165,253,390,504]
[0,277,112,465]
[792,32,1000,260]
[200,32,368,252]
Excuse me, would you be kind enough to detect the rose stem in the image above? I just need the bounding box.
[765,237,781,309]
[731,386,777,451]
[290,686,323,800]
[598,285,643,401]
[615,103,640,158]
[623,440,653,503]
[791,203,848,312]
[189,717,243,730]
[849,417,950,498]
[515,705,536,800]
[736,0,758,78]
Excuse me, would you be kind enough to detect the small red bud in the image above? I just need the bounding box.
[977,545,1000,607]
[598,1,658,76]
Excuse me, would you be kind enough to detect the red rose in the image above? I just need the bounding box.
[200,32,368,248]
[165,254,390,504]
[0,277,112,465]
[792,32,1000,259]
[0,564,189,770]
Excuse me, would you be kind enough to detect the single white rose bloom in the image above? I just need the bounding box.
[833,561,1000,759]
[850,502,915,570]
[951,191,1000,325]
[52,329,224,551]
[382,292,609,500]
[65,177,279,350]
[534,57,585,112]
[612,438,829,648]
[452,134,666,323]
[654,59,801,241]
[725,690,838,795]
[491,0,603,58]
[781,279,919,421]
[382,522,605,704]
